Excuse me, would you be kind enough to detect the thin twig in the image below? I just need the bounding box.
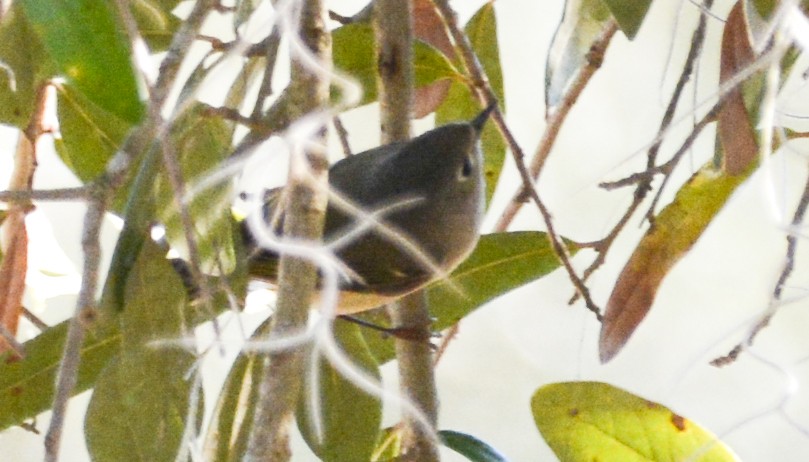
[154,129,221,347]
[44,188,105,462]
[495,21,618,231]
[250,26,282,119]
[0,187,90,202]
[21,306,49,331]
[0,324,24,357]
[332,115,352,156]
[712,163,809,366]
[572,4,714,289]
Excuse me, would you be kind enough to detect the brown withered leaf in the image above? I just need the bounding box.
[413,0,453,117]
[599,1,759,362]
[717,2,757,175]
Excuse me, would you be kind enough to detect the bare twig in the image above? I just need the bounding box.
[0,187,90,202]
[154,130,220,346]
[21,306,49,331]
[44,186,106,462]
[495,21,618,231]
[250,26,282,119]
[0,324,24,357]
[712,163,809,366]
[244,0,332,459]
[332,115,352,156]
[572,3,715,291]
[432,0,601,318]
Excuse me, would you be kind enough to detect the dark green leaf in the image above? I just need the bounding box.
[130,0,182,51]
[298,322,382,462]
[20,0,143,122]
[436,2,505,204]
[602,0,652,39]
[532,382,740,462]
[440,430,510,462]
[86,240,198,462]
[0,4,50,127]
[0,320,121,431]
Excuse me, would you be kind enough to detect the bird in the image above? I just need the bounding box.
[243,104,494,314]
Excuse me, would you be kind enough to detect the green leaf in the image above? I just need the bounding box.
[360,231,576,363]
[436,2,505,204]
[532,382,740,462]
[0,267,240,432]
[0,320,121,431]
[130,0,182,51]
[54,84,132,183]
[202,321,269,461]
[0,3,50,127]
[429,231,576,332]
[298,322,382,462]
[155,103,236,272]
[440,430,510,462]
[545,0,611,108]
[86,240,198,462]
[20,0,144,123]
[332,23,459,107]
[602,0,652,39]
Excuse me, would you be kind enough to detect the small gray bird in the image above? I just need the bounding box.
[244,104,494,313]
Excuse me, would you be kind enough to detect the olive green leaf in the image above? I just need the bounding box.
[0,3,50,127]
[298,322,382,462]
[130,0,182,51]
[602,0,653,39]
[85,240,199,462]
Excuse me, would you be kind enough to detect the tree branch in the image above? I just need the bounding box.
[244,1,332,459]
[372,1,440,459]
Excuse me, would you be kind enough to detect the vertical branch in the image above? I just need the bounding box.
[244,0,332,460]
[374,1,440,460]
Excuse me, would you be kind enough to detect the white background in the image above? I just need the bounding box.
[4,0,809,461]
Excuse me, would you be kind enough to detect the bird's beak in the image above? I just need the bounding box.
[471,101,497,133]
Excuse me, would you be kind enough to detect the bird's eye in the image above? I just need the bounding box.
[459,154,473,180]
